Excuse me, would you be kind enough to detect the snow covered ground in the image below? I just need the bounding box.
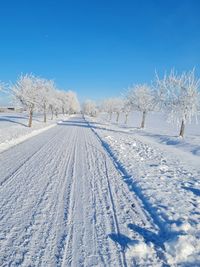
[0,113,199,266]
[0,112,66,152]
[87,111,200,266]
[98,111,200,156]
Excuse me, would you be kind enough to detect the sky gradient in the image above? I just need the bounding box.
[0,0,200,104]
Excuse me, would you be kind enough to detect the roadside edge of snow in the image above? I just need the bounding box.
[0,124,56,153]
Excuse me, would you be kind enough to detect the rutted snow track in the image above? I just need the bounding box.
[0,117,168,266]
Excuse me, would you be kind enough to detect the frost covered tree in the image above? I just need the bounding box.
[48,89,60,119]
[101,99,114,120]
[12,74,41,127]
[0,81,5,92]
[0,81,6,103]
[122,99,132,124]
[156,69,200,137]
[82,100,97,116]
[12,74,80,126]
[56,91,67,115]
[67,91,80,114]
[37,78,56,123]
[127,84,156,128]
[102,98,123,121]
[112,98,124,123]
[56,90,80,115]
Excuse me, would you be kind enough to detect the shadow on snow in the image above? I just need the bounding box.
[182,186,200,197]
[0,117,28,127]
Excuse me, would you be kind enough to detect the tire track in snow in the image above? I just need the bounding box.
[22,128,78,267]
[61,122,125,267]
[86,143,125,266]
[82,128,119,266]
[103,157,128,267]
[1,127,71,262]
[54,130,78,267]
[0,126,64,188]
[82,127,126,266]
[60,127,87,267]
[0,127,66,217]
[83,130,108,266]
[0,127,74,266]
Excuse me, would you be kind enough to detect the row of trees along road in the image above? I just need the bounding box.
[83,69,200,138]
[11,74,80,127]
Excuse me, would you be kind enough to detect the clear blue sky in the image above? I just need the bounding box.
[0,0,200,104]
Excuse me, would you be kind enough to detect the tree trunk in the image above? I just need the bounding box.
[109,112,112,121]
[116,112,120,123]
[44,104,47,123]
[49,105,54,120]
[140,111,146,128]
[62,107,64,115]
[179,119,185,137]
[51,109,54,120]
[28,109,33,127]
[125,113,128,124]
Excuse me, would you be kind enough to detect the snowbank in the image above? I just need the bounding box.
[165,235,200,265]
[126,241,158,266]
[0,112,67,152]
[0,124,56,153]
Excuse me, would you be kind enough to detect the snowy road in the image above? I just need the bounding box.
[0,116,170,266]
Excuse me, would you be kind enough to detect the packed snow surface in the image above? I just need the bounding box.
[0,114,200,266]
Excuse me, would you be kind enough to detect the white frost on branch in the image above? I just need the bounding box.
[82,100,97,117]
[0,82,6,92]
[156,69,200,137]
[101,97,124,122]
[11,74,80,126]
[67,90,80,114]
[126,84,156,128]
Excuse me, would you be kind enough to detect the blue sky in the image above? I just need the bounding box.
[0,0,200,104]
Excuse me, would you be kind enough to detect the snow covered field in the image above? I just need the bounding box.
[0,113,200,266]
[98,111,200,157]
[0,112,67,152]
